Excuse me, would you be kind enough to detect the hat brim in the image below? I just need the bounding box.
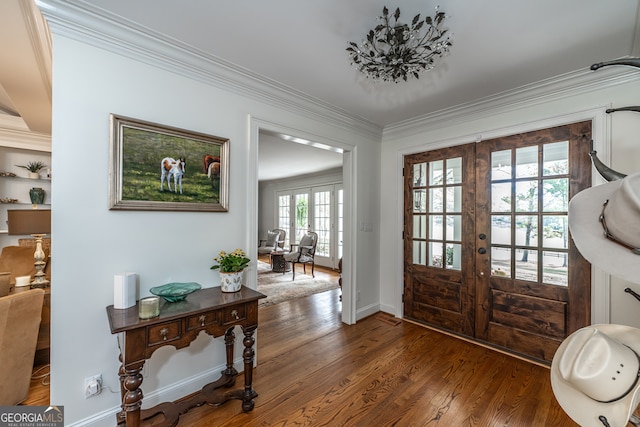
[551,324,640,426]
[568,180,640,284]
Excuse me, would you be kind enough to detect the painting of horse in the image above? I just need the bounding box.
[160,157,186,194]
[203,154,221,187]
[110,114,229,211]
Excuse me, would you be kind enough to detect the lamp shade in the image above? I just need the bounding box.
[7,209,51,235]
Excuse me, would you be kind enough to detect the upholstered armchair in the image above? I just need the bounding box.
[0,288,45,405]
[258,228,286,255]
[284,231,318,280]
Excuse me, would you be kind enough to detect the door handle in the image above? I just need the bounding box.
[478,248,486,254]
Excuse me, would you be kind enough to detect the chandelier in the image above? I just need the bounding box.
[346,6,452,83]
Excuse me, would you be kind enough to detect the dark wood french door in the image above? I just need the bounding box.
[403,121,592,363]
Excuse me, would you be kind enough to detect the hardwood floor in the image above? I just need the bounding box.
[25,272,581,426]
[176,289,578,427]
[22,364,49,405]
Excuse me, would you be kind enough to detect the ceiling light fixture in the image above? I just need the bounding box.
[347,5,452,83]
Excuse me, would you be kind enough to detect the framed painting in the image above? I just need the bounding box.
[109,114,229,211]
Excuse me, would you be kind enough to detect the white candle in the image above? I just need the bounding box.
[138,296,160,319]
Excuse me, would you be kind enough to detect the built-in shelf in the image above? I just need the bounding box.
[0,147,52,245]
[0,176,51,183]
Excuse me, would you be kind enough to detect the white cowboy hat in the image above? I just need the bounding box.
[568,172,640,284]
[551,324,640,426]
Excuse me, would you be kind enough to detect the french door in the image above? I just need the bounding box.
[403,121,592,363]
[277,185,341,269]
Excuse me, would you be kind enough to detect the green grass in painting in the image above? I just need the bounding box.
[121,128,221,203]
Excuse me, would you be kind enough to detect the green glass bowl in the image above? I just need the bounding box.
[150,282,202,302]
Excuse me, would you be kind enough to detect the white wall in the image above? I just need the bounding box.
[378,68,640,324]
[49,32,380,426]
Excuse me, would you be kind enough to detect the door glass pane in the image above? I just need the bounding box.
[428,242,443,267]
[491,150,512,180]
[314,191,331,257]
[515,215,537,246]
[413,241,426,265]
[294,193,308,243]
[515,249,538,282]
[488,142,571,288]
[429,188,443,212]
[515,180,538,212]
[414,163,427,186]
[446,215,461,241]
[543,178,568,212]
[429,160,443,185]
[446,157,462,184]
[413,215,426,239]
[491,215,511,245]
[543,215,568,249]
[491,182,511,212]
[413,189,426,212]
[516,146,538,178]
[278,194,291,247]
[446,186,461,212]
[446,243,461,270]
[543,141,568,175]
[491,247,511,278]
[429,215,442,239]
[543,251,568,286]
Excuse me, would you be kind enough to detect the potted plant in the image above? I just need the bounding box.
[15,161,47,179]
[211,249,250,292]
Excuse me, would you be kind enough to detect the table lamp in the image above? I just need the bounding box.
[7,209,51,288]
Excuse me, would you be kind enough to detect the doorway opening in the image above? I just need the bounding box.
[248,118,356,324]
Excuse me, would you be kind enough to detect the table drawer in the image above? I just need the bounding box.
[222,304,246,325]
[147,321,181,346]
[187,311,218,331]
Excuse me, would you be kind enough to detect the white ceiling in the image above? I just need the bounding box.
[2,0,640,179]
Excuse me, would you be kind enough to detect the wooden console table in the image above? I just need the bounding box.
[106,286,265,427]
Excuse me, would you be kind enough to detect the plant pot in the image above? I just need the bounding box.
[219,271,243,292]
[28,172,40,179]
[29,187,45,204]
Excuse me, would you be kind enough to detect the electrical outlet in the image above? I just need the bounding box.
[84,374,102,398]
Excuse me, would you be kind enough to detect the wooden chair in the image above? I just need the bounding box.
[0,288,45,405]
[284,231,318,280]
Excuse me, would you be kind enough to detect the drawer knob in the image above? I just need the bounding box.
[160,327,169,341]
[231,309,239,320]
[199,315,206,326]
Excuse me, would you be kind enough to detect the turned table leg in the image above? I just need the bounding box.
[242,325,258,412]
[224,327,239,379]
[122,362,144,427]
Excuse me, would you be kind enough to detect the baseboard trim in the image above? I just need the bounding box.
[66,358,244,427]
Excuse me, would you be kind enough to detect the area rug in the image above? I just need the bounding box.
[257,261,340,307]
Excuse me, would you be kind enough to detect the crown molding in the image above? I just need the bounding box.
[383,65,640,141]
[0,119,51,152]
[24,0,52,104]
[37,0,382,141]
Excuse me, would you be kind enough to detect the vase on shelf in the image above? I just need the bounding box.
[219,270,243,292]
[28,172,40,179]
[29,187,45,204]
